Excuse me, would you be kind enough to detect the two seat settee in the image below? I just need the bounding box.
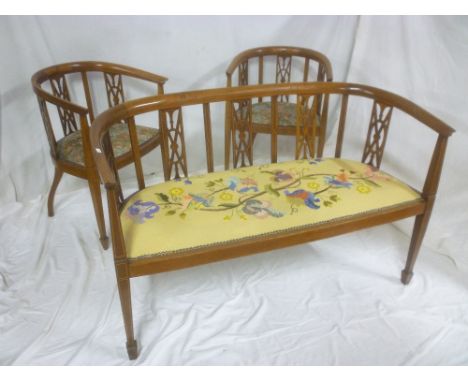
[91,82,453,359]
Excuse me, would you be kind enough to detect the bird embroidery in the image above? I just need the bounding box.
[324,172,352,188]
[188,193,212,207]
[284,189,320,209]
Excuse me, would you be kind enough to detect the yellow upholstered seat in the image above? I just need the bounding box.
[57,123,159,166]
[120,158,422,259]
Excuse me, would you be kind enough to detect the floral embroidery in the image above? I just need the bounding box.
[220,192,234,201]
[169,187,184,198]
[175,178,193,185]
[265,170,294,183]
[307,181,320,191]
[128,159,392,223]
[356,184,372,194]
[126,200,160,223]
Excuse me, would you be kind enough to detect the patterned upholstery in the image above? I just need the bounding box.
[120,158,422,259]
[252,102,297,126]
[56,123,158,166]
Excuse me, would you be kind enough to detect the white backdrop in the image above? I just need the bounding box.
[1,16,468,365]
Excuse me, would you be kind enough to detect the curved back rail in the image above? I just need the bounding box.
[226,46,333,87]
[32,61,167,162]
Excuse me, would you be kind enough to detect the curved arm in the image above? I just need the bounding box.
[32,61,168,86]
[31,61,168,116]
[31,82,89,115]
[226,46,333,82]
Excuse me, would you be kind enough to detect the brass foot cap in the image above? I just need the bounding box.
[126,340,138,360]
[401,269,413,285]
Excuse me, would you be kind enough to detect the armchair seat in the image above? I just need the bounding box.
[57,123,159,166]
[252,101,297,126]
[120,158,422,260]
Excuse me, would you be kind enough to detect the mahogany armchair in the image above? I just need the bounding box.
[31,61,167,249]
[225,46,333,168]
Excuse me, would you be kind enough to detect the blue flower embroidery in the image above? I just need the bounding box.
[126,200,160,223]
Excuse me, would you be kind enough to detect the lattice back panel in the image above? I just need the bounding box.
[104,72,125,107]
[161,108,188,179]
[295,95,319,160]
[231,99,253,168]
[276,55,292,102]
[50,75,79,136]
[238,61,249,86]
[362,101,393,168]
[37,97,57,157]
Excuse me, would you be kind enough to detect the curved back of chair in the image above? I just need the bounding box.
[226,46,333,87]
[31,61,167,161]
[225,47,334,167]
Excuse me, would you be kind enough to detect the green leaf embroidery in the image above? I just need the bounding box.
[264,184,280,197]
[179,212,187,219]
[155,192,169,203]
[205,181,216,187]
[165,210,176,216]
[323,200,332,207]
[330,194,339,202]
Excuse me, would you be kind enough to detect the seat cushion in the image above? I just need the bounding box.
[57,123,159,166]
[252,101,317,127]
[120,158,422,259]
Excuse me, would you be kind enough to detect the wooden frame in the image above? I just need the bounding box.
[31,61,168,249]
[225,46,333,169]
[90,82,454,360]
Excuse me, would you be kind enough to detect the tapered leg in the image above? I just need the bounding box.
[87,176,109,250]
[401,209,433,285]
[47,167,63,217]
[116,272,138,360]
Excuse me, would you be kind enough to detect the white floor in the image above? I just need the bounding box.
[1,186,468,365]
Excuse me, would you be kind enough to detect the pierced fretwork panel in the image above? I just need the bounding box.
[161,108,188,180]
[362,101,393,169]
[37,97,57,157]
[295,95,319,160]
[316,63,326,82]
[238,61,249,86]
[104,72,125,107]
[231,99,253,168]
[276,55,292,102]
[50,75,79,136]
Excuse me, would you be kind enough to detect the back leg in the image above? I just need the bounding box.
[48,167,63,217]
